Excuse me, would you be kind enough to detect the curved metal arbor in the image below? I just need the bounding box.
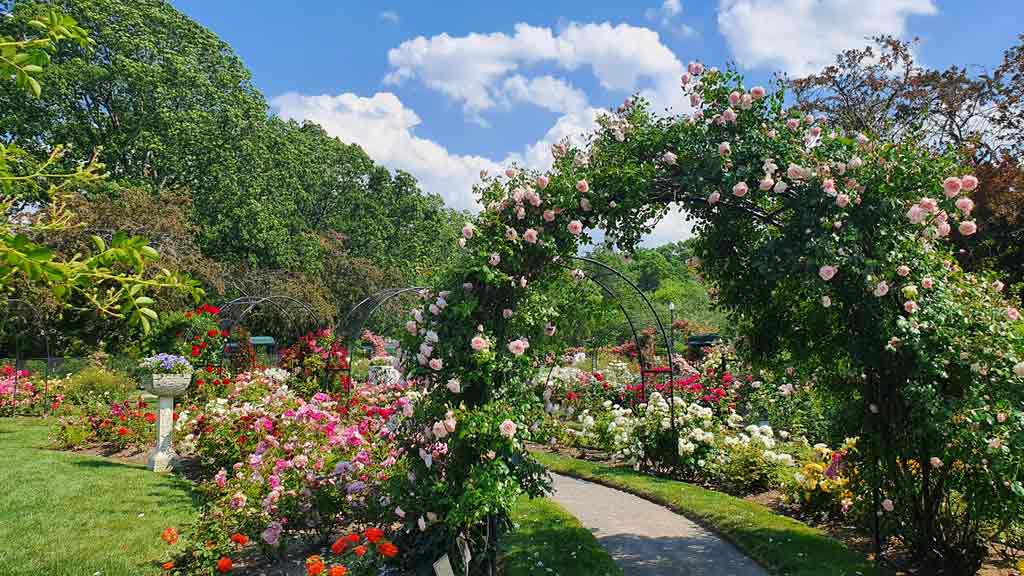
[214,295,326,368]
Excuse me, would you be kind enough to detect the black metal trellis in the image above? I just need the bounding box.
[214,295,325,369]
[336,287,428,375]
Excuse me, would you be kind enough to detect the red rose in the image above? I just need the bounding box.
[117,427,128,436]
[207,329,219,337]
[145,413,157,424]
[191,346,201,357]
[216,557,232,573]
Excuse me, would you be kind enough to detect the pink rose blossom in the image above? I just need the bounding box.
[690,93,702,107]
[921,277,934,289]
[576,179,589,193]
[741,94,753,109]
[936,222,951,237]
[718,141,731,156]
[471,335,488,351]
[722,108,737,123]
[751,86,766,99]
[904,300,919,314]
[804,114,815,125]
[818,265,837,281]
[732,182,748,197]
[406,321,417,334]
[1008,307,1021,321]
[955,197,974,214]
[958,220,977,236]
[524,228,538,243]
[488,253,501,266]
[773,181,788,194]
[897,265,910,277]
[507,338,529,356]
[708,191,720,204]
[882,499,894,512]
[906,204,925,224]
[462,224,474,239]
[993,280,1005,292]
[729,91,741,106]
[759,177,774,191]
[918,197,938,213]
[929,457,943,469]
[662,151,678,165]
[680,72,691,85]
[961,174,978,191]
[568,220,583,236]
[943,176,962,198]
[786,118,800,130]
[502,308,513,319]
[543,209,555,222]
[836,193,850,207]
[429,358,443,371]
[687,61,704,75]
[505,228,517,241]
[1014,362,1024,378]
[499,419,518,438]
[457,238,466,248]
[536,175,549,189]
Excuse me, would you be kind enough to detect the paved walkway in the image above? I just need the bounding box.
[550,473,769,576]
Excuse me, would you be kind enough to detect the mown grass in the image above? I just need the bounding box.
[503,495,622,576]
[533,450,885,576]
[0,417,198,576]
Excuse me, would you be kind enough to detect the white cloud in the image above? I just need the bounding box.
[272,92,500,212]
[379,10,399,24]
[385,22,690,117]
[717,0,938,76]
[500,75,589,115]
[646,0,698,39]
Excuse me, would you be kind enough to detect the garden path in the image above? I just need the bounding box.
[550,473,768,576]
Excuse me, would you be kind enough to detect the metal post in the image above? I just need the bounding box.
[668,302,676,434]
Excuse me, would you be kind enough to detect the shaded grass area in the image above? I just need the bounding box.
[503,495,623,576]
[0,417,197,576]
[533,450,885,576]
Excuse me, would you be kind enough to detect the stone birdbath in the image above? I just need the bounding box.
[138,354,194,473]
[367,356,400,387]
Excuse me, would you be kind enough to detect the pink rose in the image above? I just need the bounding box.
[722,108,737,123]
[524,228,538,243]
[406,321,417,334]
[708,191,720,205]
[471,335,488,351]
[786,118,800,130]
[732,182,748,197]
[921,277,934,289]
[740,93,753,109]
[804,114,815,125]
[836,194,850,208]
[662,151,677,165]
[759,177,774,191]
[507,338,529,356]
[897,265,910,277]
[499,419,517,438]
[1008,307,1021,321]
[822,178,836,195]
[904,300,919,314]
[1014,362,1024,378]
[446,379,461,393]
[942,176,962,198]
[729,91,741,106]
[543,209,555,222]
[955,197,974,214]
[457,238,466,248]
[958,220,977,236]
[882,499,894,513]
[818,265,837,281]
[429,358,443,371]
[750,86,766,99]
[690,93,702,107]
[993,280,1005,292]
[462,224,474,239]
[930,457,943,469]
[576,179,589,193]
[906,204,925,224]
[687,61,704,75]
[961,174,978,191]
[505,228,518,241]
[568,220,583,236]
[680,72,691,85]
[536,175,549,189]
[489,253,501,266]
[918,197,938,213]
[502,308,513,319]
[936,222,951,237]
[718,141,731,156]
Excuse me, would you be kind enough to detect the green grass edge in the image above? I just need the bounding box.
[533,450,885,576]
[504,495,623,576]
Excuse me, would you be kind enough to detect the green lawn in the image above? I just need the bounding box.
[533,450,885,576]
[0,417,197,576]
[503,496,622,576]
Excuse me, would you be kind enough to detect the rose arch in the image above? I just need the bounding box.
[386,64,1024,573]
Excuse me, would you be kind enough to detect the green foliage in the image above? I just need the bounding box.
[61,366,134,405]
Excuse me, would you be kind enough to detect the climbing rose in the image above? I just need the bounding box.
[568,220,583,236]
[457,238,466,248]
[662,151,677,165]
[919,197,938,212]
[1009,307,1021,321]
[904,301,919,314]
[489,253,501,266]
[1014,362,1024,378]
[874,281,890,297]
[882,499,894,512]
[499,419,517,438]
[961,174,978,191]
[524,228,538,243]
[405,321,417,334]
[955,197,974,214]
[718,141,731,156]
[818,265,837,281]
[687,61,704,75]
[446,379,461,394]
[930,457,943,469]
[993,280,1005,292]
[536,175,549,189]
[773,181,788,194]
[505,228,517,241]
[759,177,774,191]
[429,358,443,371]
[502,308,513,319]
[732,182,748,197]
[507,338,529,356]
[958,220,977,236]
[922,277,934,289]
[836,194,850,207]
[576,179,589,193]
[722,108,737,123]
[937,222,951,237]
[943,176,962,198]
[462,224,474,239]
[708,191,720,204]
[897,265,910,277]
[729,91,741,106]
[750,86,766,98]
[543,210,555,222]
[906,204,925,224]
[471,336,488,351]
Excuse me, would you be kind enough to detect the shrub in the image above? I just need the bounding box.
[62,366,136,405]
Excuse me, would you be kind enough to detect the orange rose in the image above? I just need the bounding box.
[377,541,399,558]
[363,527,384,544]
[216,557,232,573]
[161,527,179,546]
[330,537,347,555]
[353,545,367,557]
[305,555,325,575]
[161,561,175,571]
[328,567,347,576]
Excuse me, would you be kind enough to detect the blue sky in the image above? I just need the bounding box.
[170,0,1022,244]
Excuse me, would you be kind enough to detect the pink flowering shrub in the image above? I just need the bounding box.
[279,328,350,396]
[0,365,47,414]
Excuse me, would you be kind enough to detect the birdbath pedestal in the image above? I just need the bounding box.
[142,374,191,473]
[367,357,401,387]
